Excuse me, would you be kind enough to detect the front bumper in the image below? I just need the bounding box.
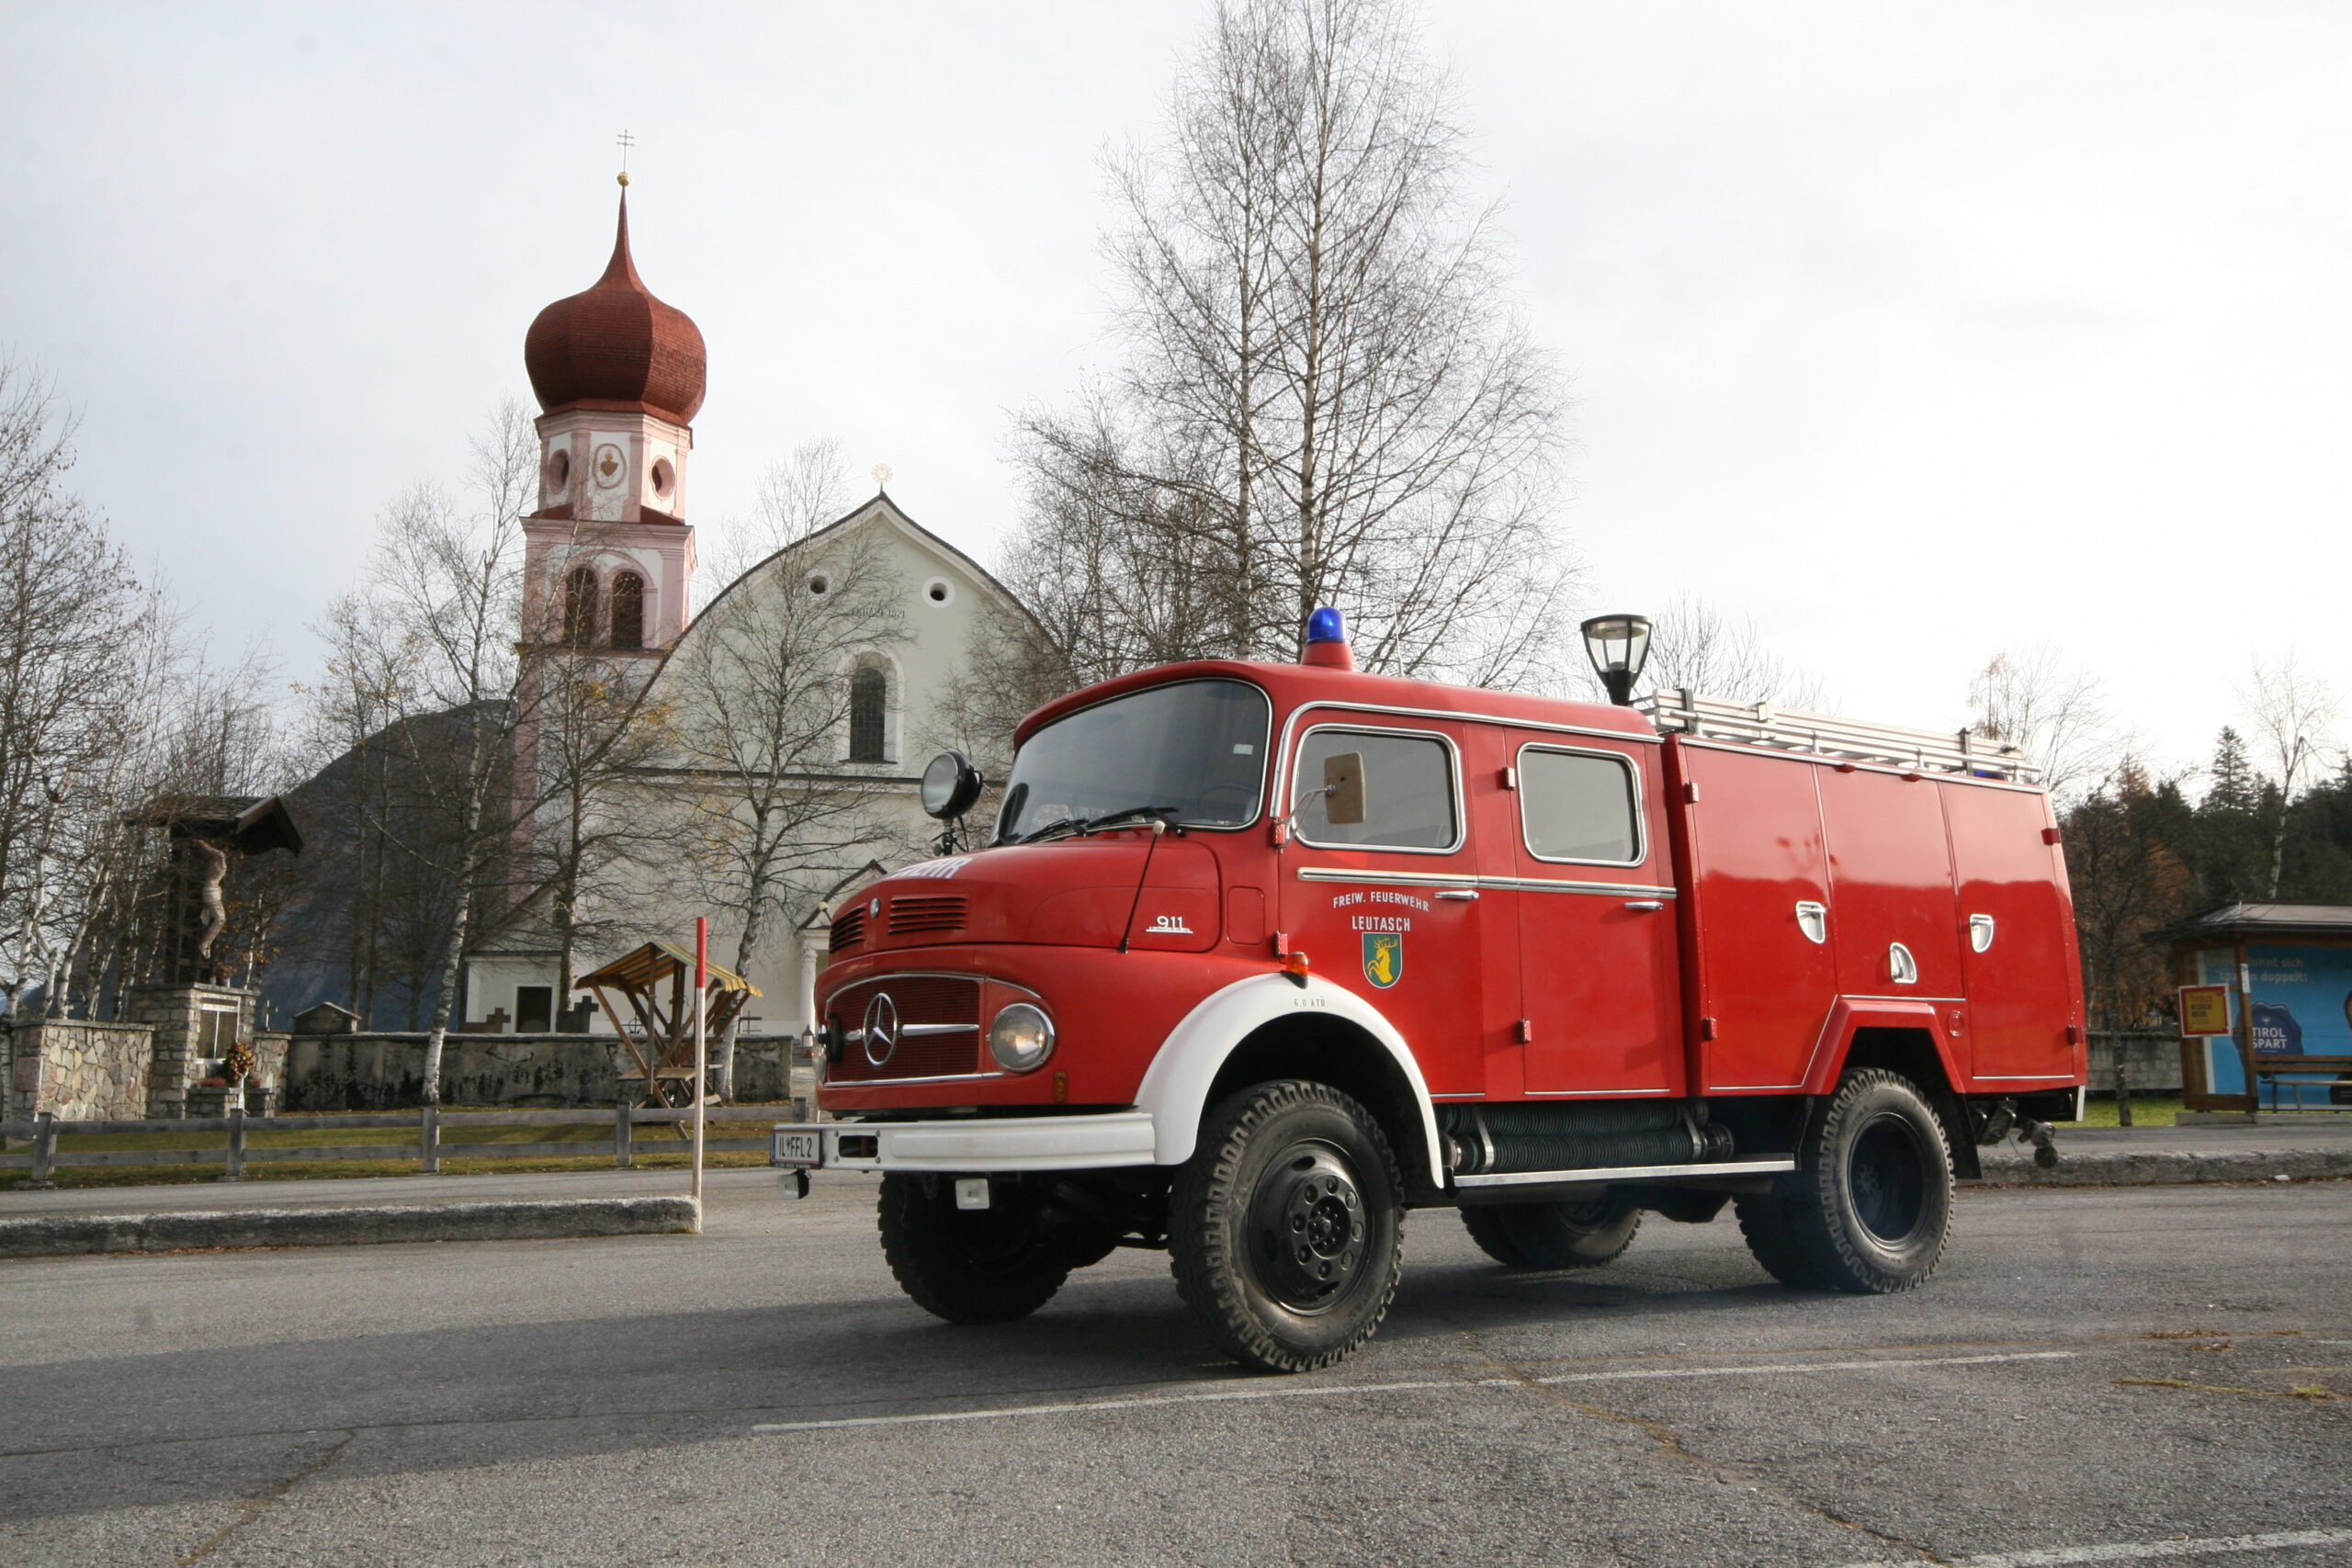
[770,1111,1159,1173]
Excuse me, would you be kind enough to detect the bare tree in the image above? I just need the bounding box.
[1635,593,1828,711]
[707,438,854,584]
[1968,643,2116,806]
[662,520,910,1096]
[1008,0,1576,693]
[309,401,537,1102]
[2234,649,2342,899]
[511,647,679,1008]
[0,359,150,1021]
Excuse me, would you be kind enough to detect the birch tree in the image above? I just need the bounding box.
[1008,0,1576,692]
[0,360,148,1021]
[310,402,537,1101]
[2234,650,2342,900]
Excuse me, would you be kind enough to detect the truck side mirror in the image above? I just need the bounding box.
[1322,752,1367,826]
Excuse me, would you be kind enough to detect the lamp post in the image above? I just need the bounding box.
[1580,614,1653,706]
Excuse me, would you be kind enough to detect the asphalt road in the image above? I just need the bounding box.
[3,1172,2348,1568]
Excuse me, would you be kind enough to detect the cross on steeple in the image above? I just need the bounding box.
[616,129,636,186]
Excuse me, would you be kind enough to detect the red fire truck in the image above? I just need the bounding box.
[772,611,2086,1372]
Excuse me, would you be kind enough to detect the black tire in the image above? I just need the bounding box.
[1460,1192,1641,1270]
[1735,1067,1953,1293]
[877,1173,1071,1325]
[1170,1080,1406,1373]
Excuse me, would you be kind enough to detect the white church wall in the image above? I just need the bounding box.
[482,497,1031,1048]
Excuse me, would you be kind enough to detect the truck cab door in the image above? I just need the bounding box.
[1279,716,1500,1098]
[1510,735,1684,1096]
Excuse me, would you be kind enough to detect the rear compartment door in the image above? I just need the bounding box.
[1670,740,1839,1091]
[1817,766,1966,1010]
[1511,735,1683,1096]
[1939,780,2082,1085]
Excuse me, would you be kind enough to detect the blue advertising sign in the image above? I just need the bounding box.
[2190,944,2352,1097]
[2246,945,2352,1057]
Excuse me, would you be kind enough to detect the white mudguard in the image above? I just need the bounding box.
[1133,972,1445,1179]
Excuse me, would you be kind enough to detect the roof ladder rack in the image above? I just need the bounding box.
[1636,689,2042,785]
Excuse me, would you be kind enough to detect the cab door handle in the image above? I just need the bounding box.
[1434,888,1479,901]
[1623,899,1665,911]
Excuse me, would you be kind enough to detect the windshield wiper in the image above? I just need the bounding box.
[1081,805,1182,834]
[1013,805,1181,846]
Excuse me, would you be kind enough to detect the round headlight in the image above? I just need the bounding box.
[989,1002,1055,1072]
[920,750,984,821]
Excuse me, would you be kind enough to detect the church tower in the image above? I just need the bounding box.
[519,175,705,654]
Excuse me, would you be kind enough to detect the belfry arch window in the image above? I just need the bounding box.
[609,571,646,649]
[562,566,599,648]
[848,663,889,764]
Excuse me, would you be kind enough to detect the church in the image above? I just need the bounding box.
[455,178,1034,1043]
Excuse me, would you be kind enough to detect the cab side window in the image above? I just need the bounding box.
[1294,728,1458,851]
[1520,747,1641,864]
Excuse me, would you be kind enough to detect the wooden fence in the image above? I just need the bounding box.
[0,1105,789,1184]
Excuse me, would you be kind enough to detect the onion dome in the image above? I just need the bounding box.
[524,185,707,424]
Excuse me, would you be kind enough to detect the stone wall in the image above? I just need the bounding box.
[5,1021,156,1121]
[280,1032,808,1111]
[2086,1032,2183,1094]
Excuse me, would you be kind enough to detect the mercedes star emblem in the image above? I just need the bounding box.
[863,992,900,1067]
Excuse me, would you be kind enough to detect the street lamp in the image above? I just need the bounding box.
[1580,614,1653,706]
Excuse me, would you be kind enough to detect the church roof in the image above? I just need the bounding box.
[524,185,707,425]
[687,491,1042,638]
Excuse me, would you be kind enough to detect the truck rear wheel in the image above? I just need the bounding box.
[1736,1067,1952,1293]
[877,1173,1071,1325]
[1460,1193,1640,1269]
[1170,1079,1405,1374]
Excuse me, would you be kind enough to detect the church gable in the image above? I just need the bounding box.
[646,491,1019,777]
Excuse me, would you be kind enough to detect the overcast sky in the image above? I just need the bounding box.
[5,1,2346,775]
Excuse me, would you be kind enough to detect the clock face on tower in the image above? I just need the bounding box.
[593,444,626,489]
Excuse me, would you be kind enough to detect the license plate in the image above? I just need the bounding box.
[773,1129,824,1168]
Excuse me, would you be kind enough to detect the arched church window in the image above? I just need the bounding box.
[562,566,600,648]
[848,664,888,763]
[610,571,646,649]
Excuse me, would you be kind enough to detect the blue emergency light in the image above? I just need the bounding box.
[1301,606,1355,670]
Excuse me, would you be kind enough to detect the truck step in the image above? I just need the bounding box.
[1453,1157,1795,1191]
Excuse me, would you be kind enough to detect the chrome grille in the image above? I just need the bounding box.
[825,974,982,1081]
[888,895,968,937]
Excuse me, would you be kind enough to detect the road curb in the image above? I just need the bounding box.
[1973,1148,2352,1187]
[0,1195,701,1258]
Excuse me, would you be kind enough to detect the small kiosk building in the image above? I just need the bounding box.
[2156,904,2352,1111]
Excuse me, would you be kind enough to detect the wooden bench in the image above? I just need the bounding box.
[2253,1056,2352,1111]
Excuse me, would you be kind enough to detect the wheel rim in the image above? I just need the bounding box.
[1555,1194,1617,1231]
[1848,1111,1930,1246]
[1248,1140,1368,1314]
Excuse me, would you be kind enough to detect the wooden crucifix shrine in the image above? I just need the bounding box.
[576,941,761,1108]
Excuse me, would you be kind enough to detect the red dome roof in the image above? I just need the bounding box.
[524,191,707,424]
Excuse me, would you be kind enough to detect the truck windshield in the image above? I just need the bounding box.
[995,678,1271,841]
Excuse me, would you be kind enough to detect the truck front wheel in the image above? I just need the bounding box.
[877,1173,1071,1325]
[1736,1067,1952,1293]
[1461,1193,1641,1270]
[1170,1080,1406,1373]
